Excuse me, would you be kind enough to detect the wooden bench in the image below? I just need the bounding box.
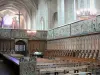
[39,50,100,75]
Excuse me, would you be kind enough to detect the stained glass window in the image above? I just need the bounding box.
[3,14,13,26]
[0,9,25,29]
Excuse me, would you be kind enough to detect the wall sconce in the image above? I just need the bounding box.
[27,30,37,37]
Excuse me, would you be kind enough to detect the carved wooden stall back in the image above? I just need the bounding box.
[0,39,15,53]
[28,40,47,55]
[46,34,100,60]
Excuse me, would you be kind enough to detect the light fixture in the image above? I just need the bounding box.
[76,8,97,20]
[27,30,37,35]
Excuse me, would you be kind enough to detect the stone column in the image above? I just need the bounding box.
[57,0,65,26]
[77,0,90,9]
[65,0,75,24]
[95,0,100,15]
[31,9,37,30]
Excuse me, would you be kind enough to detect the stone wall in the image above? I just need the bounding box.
[47,15,100,40]
[0,29,47,40]
[47,15,100,58]
[36,0,48,30]
[35,0,76,30]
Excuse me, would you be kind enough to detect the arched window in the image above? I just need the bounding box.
[40,17,45,30]
[15,40,26,55]
[0,9,26,29]
[52,12,58,28]
[15,40,26,51]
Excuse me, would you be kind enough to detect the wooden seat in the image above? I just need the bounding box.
[89,50,93,59]
[40,50,100,75]
[85,50,89,58]
[73,72,92,75]
[81,50,86,58]
[78,50,82,58]
[93,50,99,59]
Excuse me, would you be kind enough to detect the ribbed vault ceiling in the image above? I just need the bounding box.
[0,0,38,17]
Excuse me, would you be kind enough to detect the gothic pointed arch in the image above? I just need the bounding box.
[40,17,45,30]
[52,12,58,28]
[0,0,37,29]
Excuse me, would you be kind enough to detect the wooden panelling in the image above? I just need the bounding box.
[0,39,15,52]
[10,40,15,50]
[44,49,99,60]
[47,34,100,52]
[28,40,47,54]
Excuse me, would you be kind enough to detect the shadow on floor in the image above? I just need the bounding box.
[0,59,16,75]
